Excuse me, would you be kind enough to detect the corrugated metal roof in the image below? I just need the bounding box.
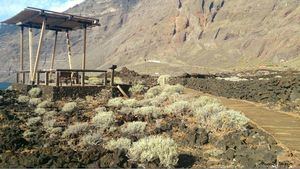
[1,7,100,31]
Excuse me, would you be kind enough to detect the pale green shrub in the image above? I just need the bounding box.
[27,117,41,126]
[157,75,171,85]
[34,108,46,115]
[81,132,102,146]
[107,97,124,108]
[145,86,164,98]
[120,107,134,115]
[129,84,145,95]
[87,76,102,85]
[95,106,106,113]
[62,102,77,113]
[29,98,42,106]
[210,110,249,131]
[48,127,62,134]
[150,94,168,107]
[194,103,226,122]
[123,99,139,108]
[28,87,41,98]
[121,121,147,135]
[43,111,58,120]
[23,130,35,138]
[128,135,178,167]
[165,101,190,114]
[37,100,54,108]
[91,111,115,129]
[191,96,220,111]
[205,148,224,157]
[104,137,132,151]
[162,84,184,95]
[62,122,89,138]
[134,106,163,118]
[43,119,56,129]
[18,95,30,103]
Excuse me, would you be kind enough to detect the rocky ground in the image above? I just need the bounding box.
[169,69,300,114]
[0,81,296,168]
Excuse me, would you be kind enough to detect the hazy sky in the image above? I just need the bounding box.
[0,0,85,21]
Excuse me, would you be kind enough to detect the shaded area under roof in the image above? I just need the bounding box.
[1,7,100,31]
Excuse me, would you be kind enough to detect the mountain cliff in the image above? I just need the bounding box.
[0,0,300,81]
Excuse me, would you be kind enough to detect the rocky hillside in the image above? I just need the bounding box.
[0,0,300,81]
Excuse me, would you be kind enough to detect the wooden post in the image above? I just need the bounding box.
[20,27,24,83]
[81,72,85,86]
[31,18,46,83]
[111,68,115,86]
[29,27,33,80]
[45,71,49,86]
[22,72,26,84]
[16,72,19,83]
[36,72,40,85]
[66,31,73,69]
[104,72,107,86]
[50,31,58,70]
[56,71,60,87]
[82,26,87,87]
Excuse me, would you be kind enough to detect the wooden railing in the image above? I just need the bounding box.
[16,65,117,87]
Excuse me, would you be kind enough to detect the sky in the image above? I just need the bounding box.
[0,0,85,21]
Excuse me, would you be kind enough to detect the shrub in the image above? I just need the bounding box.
[91,111,115,129]
[107,97,124,108]
[28,87,41,98]
[34,108,46,115]
[145,86,163,98]
[128,135,178,167]
[37,100,54,108]
[29,98,42,106]
[129,84,145,95]
[81,132,102,146]
[162,84,184,95]
[43,119,56,129]
[194,102,226,122]
[121,121,147,135]
[191,96,220,111]
[157,75,171,85]
[48,127,63,134]
[95,106,107,113]
[27,117,41,126]
[62,102,77,113]
[87,76,102,85]
[62,122,89,138]
[43,111,58,120]
[210,110,249,131]
[123,99,139,108]
[18,95,30,103]
[165,101,190,114]
[134,106,163,118]
[120,107,134,115]
[104,137,132,151]
[150,94,168,107]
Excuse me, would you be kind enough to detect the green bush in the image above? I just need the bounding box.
[91,111,115,129]
[28,87,41,98]
[157,75,171,85]
[34,108,46,115]
[191,96,220,111]
[134,106,163,118]
[62,102,77,113]
[17,95,30,103]
[80,132,102,146]
[165,101,190,114]
[37,100,54,108]
[29,98,42,106]
[123,99,139,108]
[27,117,41,126]
[145,86,164,98]
[210,110,249,131]
[128,135,178,167]
[107,97,124,108]
[129,84,145,95]
[104,137,132,151]
[120,121,147,135]
[62,122,89,138]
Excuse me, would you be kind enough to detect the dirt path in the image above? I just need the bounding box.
[185,88,300,156]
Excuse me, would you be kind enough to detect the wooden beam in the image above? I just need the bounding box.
[66,31,73,69]
[31,18,46,83]
[29,28,33,80]
[20,27,24,83]
[117,85,129,98]
[82,26,87,70]
[50,31,58,70]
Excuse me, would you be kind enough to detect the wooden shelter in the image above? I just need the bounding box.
[1,7,111,86]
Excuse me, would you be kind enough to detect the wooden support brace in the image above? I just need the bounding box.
[66,31,73,69]
[29,28,33,80]
[45,72,49,86]
[16,73,19,83]
[117,85,129,98]
[36,72,40,85]
[20,27,24,83]
[31,18,46,83]
[81,72,85,86]
[104,72,107,86]
[50,31,58,70]
[56,71,60,87]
